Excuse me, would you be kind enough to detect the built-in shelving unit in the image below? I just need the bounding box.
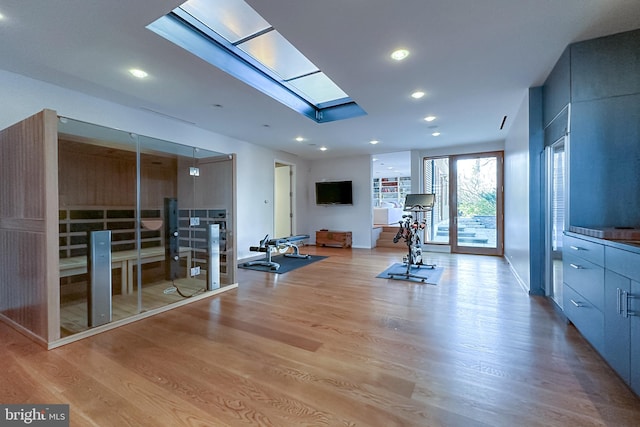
[373,177,411,206]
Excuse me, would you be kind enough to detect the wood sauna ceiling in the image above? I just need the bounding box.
[1,1,639,159]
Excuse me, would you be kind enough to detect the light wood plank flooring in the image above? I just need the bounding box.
[2,246,640,426]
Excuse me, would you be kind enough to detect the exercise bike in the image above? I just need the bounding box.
[388,194,436,282]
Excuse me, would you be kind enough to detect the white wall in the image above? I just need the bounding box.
[307,155,373,248]
[504,92,531,290]
[419,140,505,159]
[0,69,310,262]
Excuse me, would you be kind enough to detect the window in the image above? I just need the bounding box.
[148,0,365,123]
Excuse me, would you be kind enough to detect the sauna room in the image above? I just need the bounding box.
[0,110,237,348]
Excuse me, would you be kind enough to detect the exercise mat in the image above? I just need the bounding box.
[376,263,444,285]
[239,255,328,274]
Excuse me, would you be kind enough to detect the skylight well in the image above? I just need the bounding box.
[148,0,365,123]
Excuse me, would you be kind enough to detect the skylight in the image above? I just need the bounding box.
[147,0,365,123]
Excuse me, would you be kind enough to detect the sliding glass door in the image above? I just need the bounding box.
[424,151,503,256]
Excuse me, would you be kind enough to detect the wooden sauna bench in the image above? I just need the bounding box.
[58,207,190,294]
[59,247,191,294]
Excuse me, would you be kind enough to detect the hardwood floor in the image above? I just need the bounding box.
[2,246,640,426]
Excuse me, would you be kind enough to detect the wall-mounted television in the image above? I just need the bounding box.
[315,180,353,205]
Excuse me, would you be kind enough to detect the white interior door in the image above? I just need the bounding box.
[274,162,292,237]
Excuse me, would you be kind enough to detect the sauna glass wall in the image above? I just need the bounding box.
[57,118,234,337]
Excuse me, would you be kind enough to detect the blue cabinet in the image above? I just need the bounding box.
[604,270,631,382]
[564,234,640,396]
[571,29,640,102]
[563,234,605,353]
[604,245,640,396]
[631,280,640,395]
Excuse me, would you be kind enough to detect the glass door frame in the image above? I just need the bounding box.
[544,136,568,304]
[450,151,504,256]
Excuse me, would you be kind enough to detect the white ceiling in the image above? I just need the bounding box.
[1,0,639,170]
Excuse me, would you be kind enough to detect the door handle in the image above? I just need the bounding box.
[617,288,623,315]
[570,299,582,307]
[623,291,630,318]
[569,245,582,251]
[569,263,583,269]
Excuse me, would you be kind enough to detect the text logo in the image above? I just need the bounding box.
[0,405,69,426]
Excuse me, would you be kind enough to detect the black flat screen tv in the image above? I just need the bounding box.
[315,180,353,205]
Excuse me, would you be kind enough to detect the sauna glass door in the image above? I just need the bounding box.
[58,118,139,335]
[136,137,234,312]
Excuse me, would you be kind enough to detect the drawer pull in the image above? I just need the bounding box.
[569,245,582,251]
[569,263,583,269]
[570,299,583,308]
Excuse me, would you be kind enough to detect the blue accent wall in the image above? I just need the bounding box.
[528,87,545,295]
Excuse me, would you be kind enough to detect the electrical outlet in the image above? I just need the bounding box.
[190,266,201,277]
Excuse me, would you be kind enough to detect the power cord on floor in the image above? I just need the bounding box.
[164,281,205,298]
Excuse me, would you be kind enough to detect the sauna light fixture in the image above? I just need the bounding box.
[411,91,425,99]
[295,136,305,142]
[424,115,436,122]
[432,132,441,136]
[369,140,380,145]
[129,69,148,79]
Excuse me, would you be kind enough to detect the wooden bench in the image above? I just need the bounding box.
[59,247,191,294]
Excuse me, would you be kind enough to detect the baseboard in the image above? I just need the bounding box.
[0,314,49,348]
[504,255,530,294]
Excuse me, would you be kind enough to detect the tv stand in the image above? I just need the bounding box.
[316,230,352,248]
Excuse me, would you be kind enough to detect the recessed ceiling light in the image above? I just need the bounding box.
[432,132,441,136]
[390,49,410,61]
[424,115,436,122]
[295,136,305,142]
[320,146,328,151]
[369,140,380,145]
[411,91,425,99]
[129,69,148,79]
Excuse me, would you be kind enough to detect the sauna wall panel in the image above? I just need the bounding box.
[58,140,177,209]
[0,109,59,343]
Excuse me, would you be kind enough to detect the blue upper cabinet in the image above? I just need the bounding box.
[541,28,640,229]
[571,29,640,103]
[570,94,640,227]
[542,47,571,129]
